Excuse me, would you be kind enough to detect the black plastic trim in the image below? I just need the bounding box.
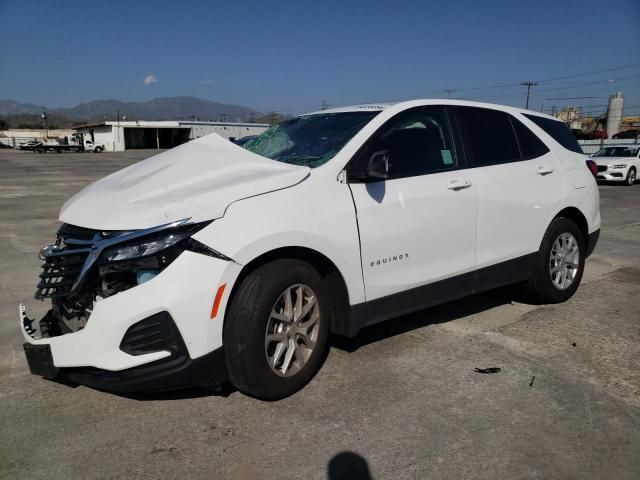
[586,229,600,258]
[57,347,227,394]
[347,253,536,337]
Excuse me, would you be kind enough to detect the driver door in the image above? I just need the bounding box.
[347,106,477,314]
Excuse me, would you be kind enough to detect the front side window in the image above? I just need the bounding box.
[524,114,583,154]
[593,146,639,157]
[456,107,520,166]
[243,111,380,168]
[350,107,458,179]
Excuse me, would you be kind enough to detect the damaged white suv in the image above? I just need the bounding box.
[21,100,600,400]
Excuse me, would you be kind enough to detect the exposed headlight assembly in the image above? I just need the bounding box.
[103,231,192,262]
[99,220,231,266]
[97,219,232,286]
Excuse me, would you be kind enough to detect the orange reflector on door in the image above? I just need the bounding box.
[210,283,227,319]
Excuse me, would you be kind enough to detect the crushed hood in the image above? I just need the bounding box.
[60,134,310,230]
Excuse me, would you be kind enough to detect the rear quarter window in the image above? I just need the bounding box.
[510,116,550,160]
[524,114,583,154]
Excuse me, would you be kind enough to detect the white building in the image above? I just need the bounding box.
[74,120,270,152]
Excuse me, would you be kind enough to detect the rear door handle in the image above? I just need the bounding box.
[537,166,554,175]
[447,179,472,191]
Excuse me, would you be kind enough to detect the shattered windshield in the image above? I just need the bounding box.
[593,146,639,157]
[242,111,380,167]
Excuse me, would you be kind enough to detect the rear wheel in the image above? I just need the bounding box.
[525,217,585,303]
[624,167,636,186]
[223,259,330,400]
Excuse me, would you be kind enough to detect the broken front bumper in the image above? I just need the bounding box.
[20,251,241,392]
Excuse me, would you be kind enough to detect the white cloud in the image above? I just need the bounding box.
[143,75,158,85]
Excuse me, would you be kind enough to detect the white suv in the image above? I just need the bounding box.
[21,100,600,400]
[590,145,639,185]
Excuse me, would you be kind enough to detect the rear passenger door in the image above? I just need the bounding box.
[453,107,562,270]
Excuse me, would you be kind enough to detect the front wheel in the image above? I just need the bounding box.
[525,217,586,303]
[94,147,103,153]
[223,259,330,400]
[624,167,636,186]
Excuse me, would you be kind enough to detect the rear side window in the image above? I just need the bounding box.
[524,114,583,154]
[511,117,550,160]
[456,107,520,166]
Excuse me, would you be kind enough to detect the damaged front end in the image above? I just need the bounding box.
[25,218,223,340]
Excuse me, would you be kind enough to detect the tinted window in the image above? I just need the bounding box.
[353,107,457,179]
[593,146,639,157]
[524,114,583,154]
[456,107,520,166]
[511,116,550,159]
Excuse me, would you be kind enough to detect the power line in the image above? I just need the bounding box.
[254,63,640,118]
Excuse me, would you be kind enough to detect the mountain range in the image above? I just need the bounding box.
[0,97,258,124]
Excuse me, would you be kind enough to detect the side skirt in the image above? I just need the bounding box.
[347,253,536,337]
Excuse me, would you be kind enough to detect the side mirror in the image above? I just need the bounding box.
[367,150,389,179]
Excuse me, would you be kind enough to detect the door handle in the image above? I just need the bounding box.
[447,179,472,191]
[537,166,554,176]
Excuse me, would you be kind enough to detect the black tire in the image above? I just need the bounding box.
[94,147,103,153]
[35,148,44,154]
[624,167,636,186]
[525,217,586,304]
[224,259,330,400]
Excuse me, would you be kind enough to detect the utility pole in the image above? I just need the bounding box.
[116,109,120,151]
[41,111,48,139]
[321,100,329,110]
[521,81,538,110]
[445,89,456,99]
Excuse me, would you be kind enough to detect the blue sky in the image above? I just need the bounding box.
[1,0,639,116]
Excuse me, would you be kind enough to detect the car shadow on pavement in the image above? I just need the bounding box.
[327,451,373,480]
[108,382,237,401]
[332,283,533,352]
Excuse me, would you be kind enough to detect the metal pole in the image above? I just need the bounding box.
[156,128,160,150]
[521,81,538,110]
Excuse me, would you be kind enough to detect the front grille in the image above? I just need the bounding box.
[35,224,98,300]
[597,165,608,172]
[36,251,88,299]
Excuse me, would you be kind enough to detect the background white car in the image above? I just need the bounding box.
[591,145,639,186]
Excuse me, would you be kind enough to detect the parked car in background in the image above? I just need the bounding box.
[20,99,600,400]
[574,130,608,140]
[590,145,639,185]
[19,141,44,151]
[612,129,640,140]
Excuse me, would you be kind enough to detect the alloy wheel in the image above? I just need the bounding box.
[549,233,580,290]
[265,284,320,377]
